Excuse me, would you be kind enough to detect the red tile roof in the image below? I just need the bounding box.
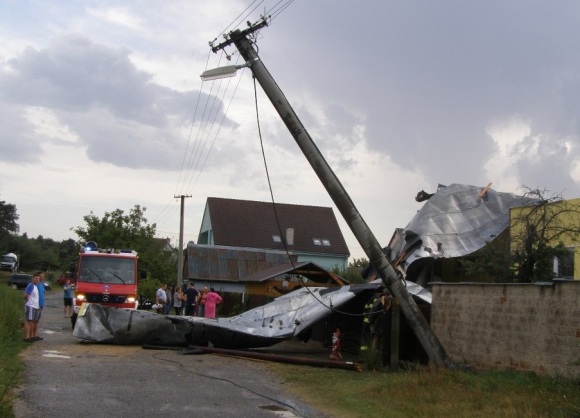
[206,197,350,256]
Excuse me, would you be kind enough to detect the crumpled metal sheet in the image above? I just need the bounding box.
[391,183,534,272]
[73,281,432,348]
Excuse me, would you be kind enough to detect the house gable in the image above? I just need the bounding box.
[198,197,350,258]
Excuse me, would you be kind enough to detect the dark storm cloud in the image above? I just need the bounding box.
[260,0,580,192]
[0,34,230,170]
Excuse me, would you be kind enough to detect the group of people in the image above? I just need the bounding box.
[23,271,46,343]
[155,282,222,318]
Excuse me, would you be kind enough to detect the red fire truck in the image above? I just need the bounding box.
[71,241,146,313]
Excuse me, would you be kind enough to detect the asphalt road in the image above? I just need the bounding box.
[13,289,323,418]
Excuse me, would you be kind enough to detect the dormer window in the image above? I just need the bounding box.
[273,235,282,243]
[313,238,322,245]
[322,239,331,246]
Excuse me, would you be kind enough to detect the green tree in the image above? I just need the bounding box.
[10,234,60,272]
[72,205,176,281]
[73,205,156,251]
[465,187,580,283]
[0,198,19,254]
[349,258,369,269]
[138,277,162,304]
[331,258,369,284]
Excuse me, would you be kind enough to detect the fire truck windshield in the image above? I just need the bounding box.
[79,257,136,285]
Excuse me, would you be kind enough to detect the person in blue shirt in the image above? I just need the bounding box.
[35,271,46,341]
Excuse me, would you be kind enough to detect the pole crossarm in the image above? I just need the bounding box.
[210,18,269,54]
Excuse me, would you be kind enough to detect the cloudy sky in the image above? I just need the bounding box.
[1,0,580,261]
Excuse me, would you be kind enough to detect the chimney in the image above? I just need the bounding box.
[286,228,294,245]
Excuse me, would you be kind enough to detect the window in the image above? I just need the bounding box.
[272,235,281,243]
[556,251,574,279]
[313,238,322,246]
[322,239,331,246]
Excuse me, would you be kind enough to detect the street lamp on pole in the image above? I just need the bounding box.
[200,62,252,81]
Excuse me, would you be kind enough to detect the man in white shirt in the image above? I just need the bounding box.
[155,284,168,314]
[24,273,41,343]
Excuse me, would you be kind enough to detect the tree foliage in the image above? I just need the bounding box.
[331,258,370,284]
[73,205,156,252]
[0,198,19,254]
[72,205,177,282]
[349,258,370,269]
[465,187,580,283]
[138,277,162,304]
[0,198,19,235]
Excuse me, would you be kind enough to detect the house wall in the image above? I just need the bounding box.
[510,197,580,279]
[296,253,347,270]
[431,280,580,378]
[197,205,213,245]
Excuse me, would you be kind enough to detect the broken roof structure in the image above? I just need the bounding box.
[184,244,345,297]
[73,280,432,348]
[379,183,535,284]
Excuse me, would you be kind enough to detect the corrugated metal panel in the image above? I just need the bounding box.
[186,244,302,282]
[237,259,248,278]
[209,257,220,279]
[218,258,229,280]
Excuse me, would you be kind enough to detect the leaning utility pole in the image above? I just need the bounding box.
[210,20,450,367]
[174,194,192,289]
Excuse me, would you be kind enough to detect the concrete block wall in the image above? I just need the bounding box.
[431,280,580,378]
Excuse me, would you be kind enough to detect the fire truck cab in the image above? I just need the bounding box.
[71,241,146,313]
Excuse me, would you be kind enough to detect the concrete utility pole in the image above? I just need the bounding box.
[210,21,450,367]
[174,194,192,289]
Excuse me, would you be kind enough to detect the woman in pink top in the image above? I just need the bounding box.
[204,288,222,318]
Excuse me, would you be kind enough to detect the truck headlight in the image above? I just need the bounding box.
[76,294,85,301]
[127,296,136,303]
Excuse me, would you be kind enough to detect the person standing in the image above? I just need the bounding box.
[35,271,46,341]
[165,285,173,315]
[204,288,222,319]
[173,287,184,315]
[184,282,199,316]
[155,284,167,314]
[24,273,41,342]
[197,286,208,317]
[63,279,74,318]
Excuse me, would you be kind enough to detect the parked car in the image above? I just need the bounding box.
[7,274,51,290]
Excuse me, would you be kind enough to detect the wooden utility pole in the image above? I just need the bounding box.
[390,299,400,371]
[209,20,450,367]
[174,194,192,289]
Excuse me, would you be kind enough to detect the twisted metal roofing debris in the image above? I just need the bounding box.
[73,281,432,347]
[390,183,534,272]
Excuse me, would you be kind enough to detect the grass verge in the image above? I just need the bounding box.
[270,362,580,418]
[0,276,26,418]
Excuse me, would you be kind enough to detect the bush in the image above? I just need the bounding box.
[0,286,24,342]
[0,285,25,417]
[359,334,383,371]
[138,277,162,303]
